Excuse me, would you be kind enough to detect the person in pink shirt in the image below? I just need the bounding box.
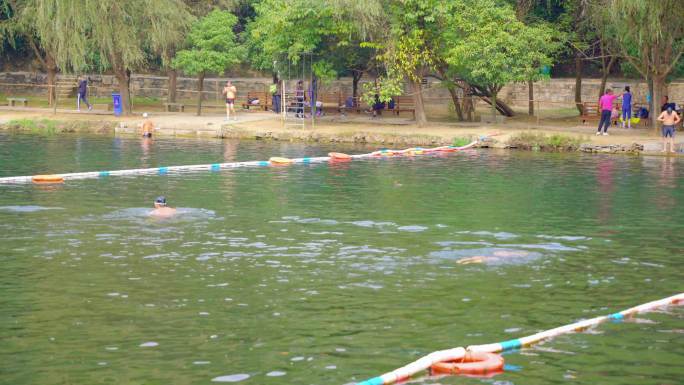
[597,89,618,136]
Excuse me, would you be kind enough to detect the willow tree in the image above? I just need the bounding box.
[4,0,86,106]
[605,0,684,126]
[173,10,243,116]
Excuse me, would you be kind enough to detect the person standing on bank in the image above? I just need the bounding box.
[77,76,92,111]
[222,80,237,121]
[621,86,632,128]
[657,106,681,153]
[597,89,617,136]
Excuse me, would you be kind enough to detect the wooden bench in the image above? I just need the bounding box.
[163,102,185,112]
[7,97,28,107]
[579,102,620,125]
[391,96,416,118]
[317,92,343,114]
[242,91,270,111]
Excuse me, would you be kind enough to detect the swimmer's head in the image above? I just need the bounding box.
[143,112,149,118]
[667,106,674,113]
[606,88,613,94]
[154,196,167,208]
[226,80,232,86]
[624,86,630,92]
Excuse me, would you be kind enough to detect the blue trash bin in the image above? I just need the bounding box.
[112,93,122,116]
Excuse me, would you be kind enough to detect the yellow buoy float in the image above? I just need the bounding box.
[269,157,293,165]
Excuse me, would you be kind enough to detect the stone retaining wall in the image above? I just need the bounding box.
[2,71,683,110]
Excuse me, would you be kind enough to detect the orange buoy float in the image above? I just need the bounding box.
[430,351,504,376]
[269,157,293,165]
[32,175,64,184]
[328,152,352,162]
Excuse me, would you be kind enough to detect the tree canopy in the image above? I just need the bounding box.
[173,9,244,115]
[0,0,681,121]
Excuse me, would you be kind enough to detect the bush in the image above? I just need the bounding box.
[507,132,583,151]
[452,136,474,147]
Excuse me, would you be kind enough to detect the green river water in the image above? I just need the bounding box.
[0,133,682,385]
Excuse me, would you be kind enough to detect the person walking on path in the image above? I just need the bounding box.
[222,81,237,121]
[597,89,617,136]
[657,106,681,153]
[621,86,632,128]
[77,76,92,111]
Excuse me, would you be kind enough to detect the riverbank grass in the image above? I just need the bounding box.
[508,132,585,151]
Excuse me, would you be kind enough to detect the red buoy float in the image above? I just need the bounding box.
[328,152,352,162]
[32,175,64,184]
[430,351,504,376]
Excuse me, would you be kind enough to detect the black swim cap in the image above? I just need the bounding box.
[155,196,167,205]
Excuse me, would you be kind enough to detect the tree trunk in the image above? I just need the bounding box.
[648,77,654,118]
[652,75,666,129]
[46,57,57,108]
[435,65,463,121]
[168,68,178,103]
[352,71,362,104]
[446,85,464,121]
[598,56,617,98]
[574,52,583,114]
[114,68,132,115]
[478,94,515,116]
[462,83,474,121]
[196,72,205,116]
[410,78,427,127]
[491,90,498,121]
[125,69,132,113]
[528,80,534,116]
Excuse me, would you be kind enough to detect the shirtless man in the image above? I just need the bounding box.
[222,81,237,121]
[657,106,682,153]
[150,196,176,218]
[141,112,154,138]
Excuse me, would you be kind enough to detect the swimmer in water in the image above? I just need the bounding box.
[457,250,531,265]
[141,112,154,138]
[150,196,176,218]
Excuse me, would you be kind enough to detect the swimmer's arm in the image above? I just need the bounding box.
[657,112,666,121]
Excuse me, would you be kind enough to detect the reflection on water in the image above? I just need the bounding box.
[0,133,683,385]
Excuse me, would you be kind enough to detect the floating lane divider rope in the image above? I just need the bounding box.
[354,292,684,385]
[0,140,484,185]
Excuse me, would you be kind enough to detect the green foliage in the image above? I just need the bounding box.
[246,0,372,82]
[508,132,583,151]
[452,136,473,147]
[173,10,243,75]
[445,0,560,94]
[603,0,684,79]
[249,0,339,64]
[8,118,58,134]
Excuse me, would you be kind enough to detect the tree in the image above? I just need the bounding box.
[5,0,79,107]
[248,0,375,112]
[166,0,242,104]
[445,0,558,120]
[604,0,684,126]
[173,10,243,116]
[31,0,192,115]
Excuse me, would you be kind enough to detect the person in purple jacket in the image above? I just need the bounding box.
[597,89,618,136]
[77,76,92,111]
[621,86,632,128]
